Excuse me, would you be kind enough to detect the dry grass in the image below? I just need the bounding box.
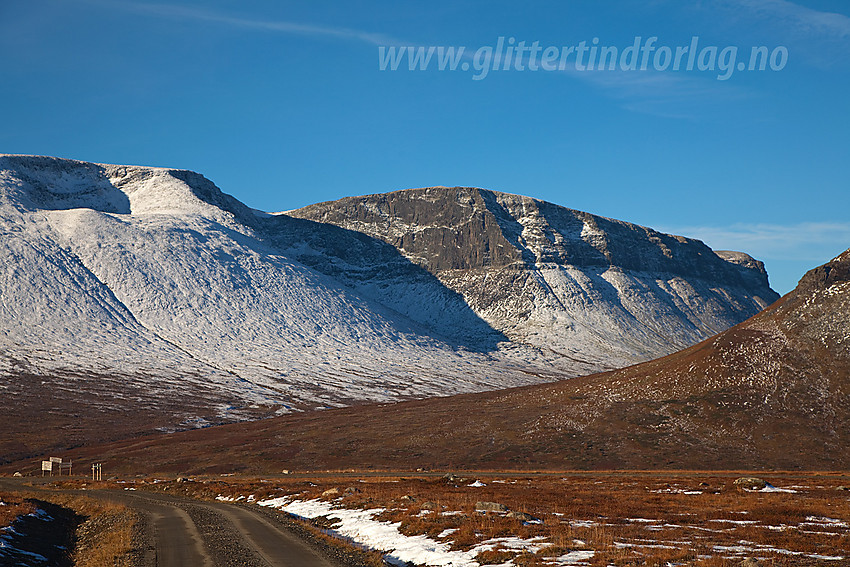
[44,471,850,565]
[0,491,37,527]
[106,471,850,565]
[63,496,136,567]
[1,489,136,567]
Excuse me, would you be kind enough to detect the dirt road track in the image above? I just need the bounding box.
[0,479,342,567]
[114,492,213,567]
[110,490,339,567]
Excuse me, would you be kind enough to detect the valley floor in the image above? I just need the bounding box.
[9,471,848,566]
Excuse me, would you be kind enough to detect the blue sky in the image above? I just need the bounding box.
[2,1,848,294]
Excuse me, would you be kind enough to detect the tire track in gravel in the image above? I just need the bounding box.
[123,494,214,567]
[105,490,338,567]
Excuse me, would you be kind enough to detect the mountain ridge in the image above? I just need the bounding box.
[0,154,779,461]
[289,186,778,365]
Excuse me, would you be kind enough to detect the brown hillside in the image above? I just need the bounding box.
[14,249,849,474]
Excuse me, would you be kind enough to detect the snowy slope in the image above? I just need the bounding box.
[0,156,544,421]
[0,155,778,434]
[290,187,779,370]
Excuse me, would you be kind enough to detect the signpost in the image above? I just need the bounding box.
[41,457,72,476]
[92,463,102,481]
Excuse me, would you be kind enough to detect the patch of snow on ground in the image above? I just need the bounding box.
[713,542,845,561]
[651,487,701,495]
[0,510,52,564]
[569,520,597,528]
[549,550,595,566]
[754,484,797,493]
[259,497,551,566]
[802,516,848,528]
[614,541,676,550]
[472,536,549,554]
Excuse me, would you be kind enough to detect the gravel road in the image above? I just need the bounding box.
[0,478,362,567]
[97,490,345,567]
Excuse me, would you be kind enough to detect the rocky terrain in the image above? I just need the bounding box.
[53,248,849,472]
[289,187,778,370]
[0,155,777,461]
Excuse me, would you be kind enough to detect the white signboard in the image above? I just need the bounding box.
[42,460,53,471]
[49,457,62,463]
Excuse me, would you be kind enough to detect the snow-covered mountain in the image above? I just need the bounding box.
[0,156,542,416]
[0,155,778,448]
[289,187,778,371]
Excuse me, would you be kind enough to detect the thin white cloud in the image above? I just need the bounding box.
[86,0,398,46]
[575,69,751,119]
[658,221,850,261]
[732,0,850,39]
[705,0,850,68]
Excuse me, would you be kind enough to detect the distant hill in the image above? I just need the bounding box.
[51,249,849,474]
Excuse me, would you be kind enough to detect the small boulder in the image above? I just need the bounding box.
[312,515,342,529]
[322,487,340,497]
[175,477,189,483]
[343,486,361,495]
[420,501,440,510]
[12,472,22,477]
[506,511,539,522]
[733,477,768,490]
[739,559,762,567]
[475,501,509,513]
[836,486,849,491]
[281,469,291,475]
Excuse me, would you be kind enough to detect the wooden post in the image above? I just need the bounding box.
[49,457,61,476]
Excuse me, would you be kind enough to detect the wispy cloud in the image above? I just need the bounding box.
[658,221,850,261]
[85,0,398,46]
[574,69,751,119]
[732,0,850,39]
[707,0,850,68]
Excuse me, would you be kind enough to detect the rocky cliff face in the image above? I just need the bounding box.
[289,187,778,369]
